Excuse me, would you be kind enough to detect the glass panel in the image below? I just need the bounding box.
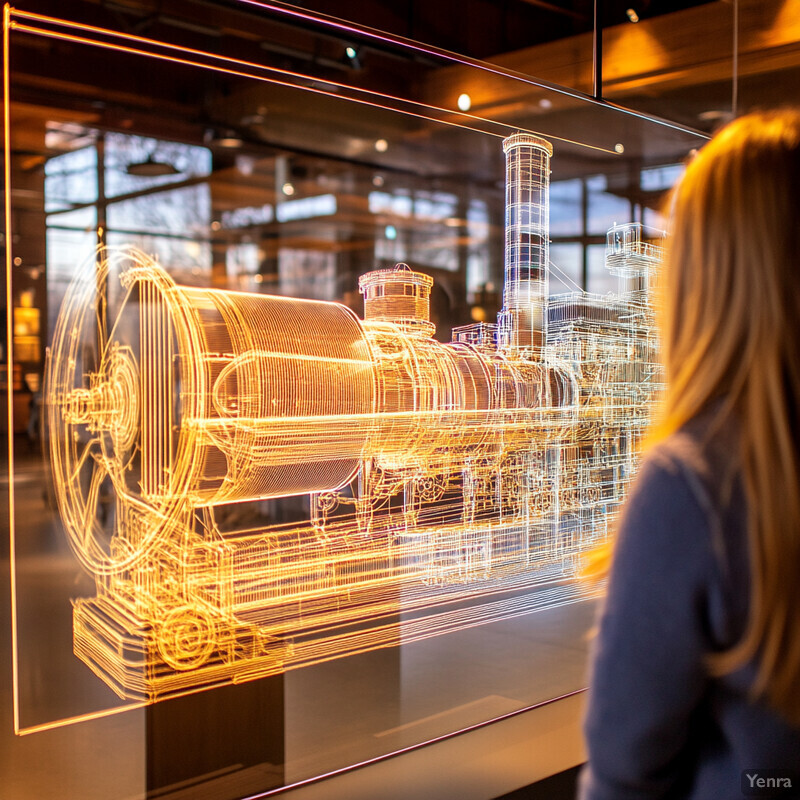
[4,2,707,797]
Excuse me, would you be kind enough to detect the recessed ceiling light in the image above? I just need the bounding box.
[614,143,625,154]
[282,182,295,196]
[375,139,388,153]
[457,93,472,112]
[626,8,639,22]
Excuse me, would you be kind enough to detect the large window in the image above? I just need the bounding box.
[45,131,214,324]
[548,165,682,294]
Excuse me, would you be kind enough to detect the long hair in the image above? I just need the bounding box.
[661,110,800,723]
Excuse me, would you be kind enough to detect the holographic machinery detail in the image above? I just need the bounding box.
[45,133,664,702]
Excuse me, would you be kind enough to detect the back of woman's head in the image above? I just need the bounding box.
[665,110,800,424]
[663,109,800,724]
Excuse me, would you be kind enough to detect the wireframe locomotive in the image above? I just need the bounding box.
[46,133,663,701]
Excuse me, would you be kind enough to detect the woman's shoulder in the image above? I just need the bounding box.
[643,403,742,524]
[612,400,747,591]
[624,403,749,647]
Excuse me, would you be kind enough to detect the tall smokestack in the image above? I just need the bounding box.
[498,133,553,357]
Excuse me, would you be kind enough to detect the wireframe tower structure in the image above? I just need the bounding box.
[498,133,553,356]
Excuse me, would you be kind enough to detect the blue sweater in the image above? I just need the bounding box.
[579,414,800,799]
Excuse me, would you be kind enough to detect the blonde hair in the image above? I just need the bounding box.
[661,110,800,723]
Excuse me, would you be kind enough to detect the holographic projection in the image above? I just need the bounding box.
[45,133,663,702]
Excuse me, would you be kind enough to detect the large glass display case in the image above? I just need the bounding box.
[2,2,708,797]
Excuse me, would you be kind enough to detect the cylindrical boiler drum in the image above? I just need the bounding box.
[181,285,376,502]
[46,250,376,575]
[362,324,498,471]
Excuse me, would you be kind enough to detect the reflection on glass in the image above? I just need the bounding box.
[414,192,457,223]
[643,205,668,231]
[275,193,337,223]
[106,184,211,239]
[45,132,215,297]
[369,190,413,218]
[586,174,632,236]
[44,144,98,212]
[106,232,212,285]
[103,133,211,198]
[640,162,685,232]
[376,226,407,264]
[549,243,583,294]
[466,198,491,296]
[106,179,213,284]
[550,179,583,236]
[587,243,615,294]
[641,163,685,191]
[46,208,98,336]
[278,248,336,299]
[227,242,261,281]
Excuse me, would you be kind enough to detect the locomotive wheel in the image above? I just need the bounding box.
[45,248,201,577]
[417,474,448,502]
[156,606,217,672]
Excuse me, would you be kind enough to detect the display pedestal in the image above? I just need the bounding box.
[146,676,284,799]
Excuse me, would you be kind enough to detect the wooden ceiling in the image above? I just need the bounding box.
[8,1,797,171]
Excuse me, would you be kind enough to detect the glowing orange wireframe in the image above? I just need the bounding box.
[41,131,663,703]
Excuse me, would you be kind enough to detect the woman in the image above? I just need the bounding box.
[580,111,800,799]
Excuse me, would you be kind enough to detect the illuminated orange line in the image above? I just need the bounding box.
[5,7,662,722]
[8,9,619,154]
[3,2,21,737]
[5,15,159,732]
[15,701,148,737]
[10,8,512,137]
[8,21,510,143]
